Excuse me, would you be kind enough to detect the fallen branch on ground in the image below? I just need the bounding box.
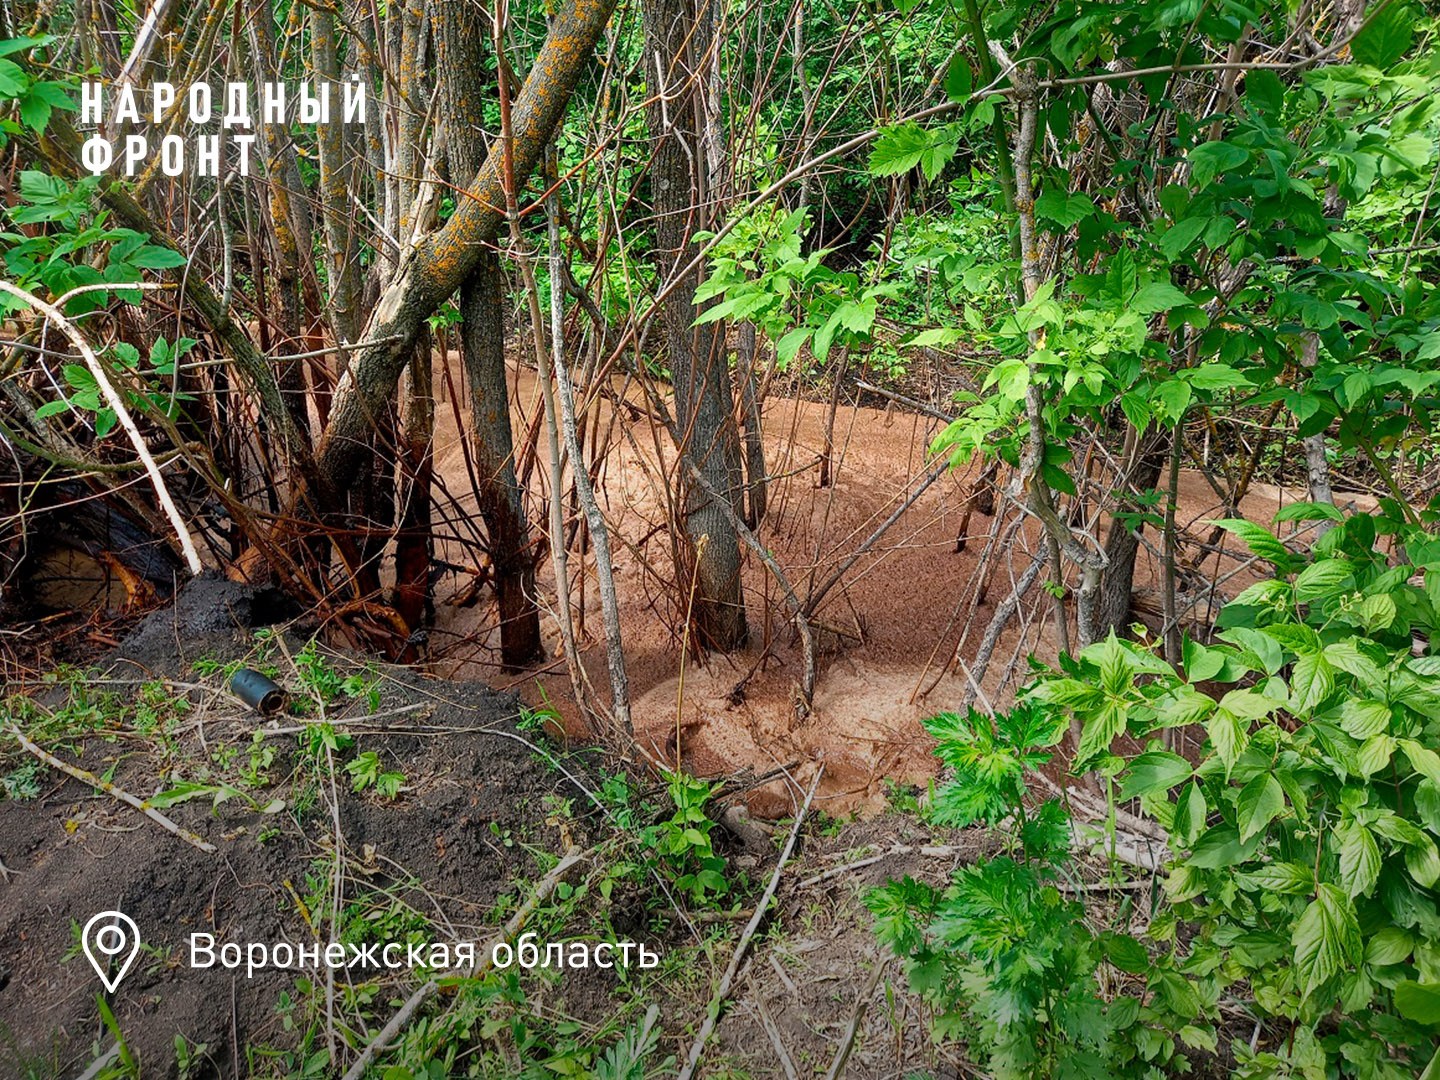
[751,993,801,1080]
[823,954,890,1080]
[676,767,824,1080]
[340,844,588,1080]
[798,843,974,888]
[0,280,203,576]
[7,724,217,854]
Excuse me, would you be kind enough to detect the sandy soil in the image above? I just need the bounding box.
[423,359,1361,819]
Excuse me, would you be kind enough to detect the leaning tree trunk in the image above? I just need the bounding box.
[436,1,543,669]
[643,0,748,651]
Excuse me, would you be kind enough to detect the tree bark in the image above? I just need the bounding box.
[312,4,362,345]
[392,333,434,642]
[311,0,620,512]
[735,321,767,527]
[643,0,748,651]
[1097,424,1167,638]
[436,0,544,670]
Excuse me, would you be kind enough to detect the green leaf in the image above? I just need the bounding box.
[775,326,811,369]
[0,58,25,97]
[1356,733,1396,777]
[1237,861,1313,895]
[0,35,56,58]
[17,88,54,131]
[1274,501,1345,524]
[1159,216,1207,261]
[1183,638,1226,682]
[1186,363,1249,390]
[1100,932,1151,975]
[130,244,187,270]
[905,327,961,349]
[1336,823,1381,898]
[1120,751,1193,800]
[1207,708,1249,773]
[1406,836,1440,888]
[1217,687,1278,721]
[1292,883,1360,999]
[868,122,929,176]
[1076,702,1126,765]
[1188,824,1256,869]
[1339,699,1391,740]
[1416,779,1440,834]
[1402,741,1440,786]
[1358,593,1396,632]
[1236,773,1285,842]
[1365,927,1414,966]
[1209,518,1291,569]
[944,55,972,102]
[1034,190,1095,228]
[1295,558,1354,603]
[1188,141,1250,188]
[1132,282,1190,314]
[1217,628,1284,676]
[1289,650,1335,714]
[1173,782,1208,846]
[1352,3,1414,68]
[1395,982,1440,1030]
[1151,378,1192,424]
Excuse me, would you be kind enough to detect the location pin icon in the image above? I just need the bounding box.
[81,911,141,994]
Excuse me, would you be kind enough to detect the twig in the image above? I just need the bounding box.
[823,954,890,1080]
[676,767,824,1080]
[74,1043,121,1080]
[6,724,217,853]
[752,994,801,1080]
[768,953,798,997]
[0,280,203,575]
[798,843,972,888]
[339,845,588,1080]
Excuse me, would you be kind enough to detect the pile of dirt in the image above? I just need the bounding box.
[0,581,603,1078]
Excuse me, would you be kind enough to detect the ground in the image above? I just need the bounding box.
[0,577,998,1079]
[1,369,1382,1079]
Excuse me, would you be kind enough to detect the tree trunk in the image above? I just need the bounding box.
[643,0,748,651]
[1298,332,1335,511]
[735,321,766,527]
[392,333,434,643]
[312,4,362,345]
[1097,425,1168,638]
[435,0,544,670]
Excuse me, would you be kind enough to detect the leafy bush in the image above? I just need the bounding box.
[1030,511,1440,1079]
[868,703,1203,1079]
[877,510,1440,1080]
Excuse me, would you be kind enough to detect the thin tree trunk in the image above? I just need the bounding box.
[436,0,544,670]
[643,0,748,651]
[735,320,767,527]
[312,4,361,344]
[1097,424,1167,638]
[392,333,434,644]
[545,148,632,735]
[495,15,585,710]
[1298,332,1335,510]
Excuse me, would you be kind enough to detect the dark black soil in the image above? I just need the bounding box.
[0,578,601,1079]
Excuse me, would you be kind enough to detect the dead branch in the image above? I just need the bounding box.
[676,766,823,1080]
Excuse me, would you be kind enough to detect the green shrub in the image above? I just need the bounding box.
[876,511,1440,1079]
